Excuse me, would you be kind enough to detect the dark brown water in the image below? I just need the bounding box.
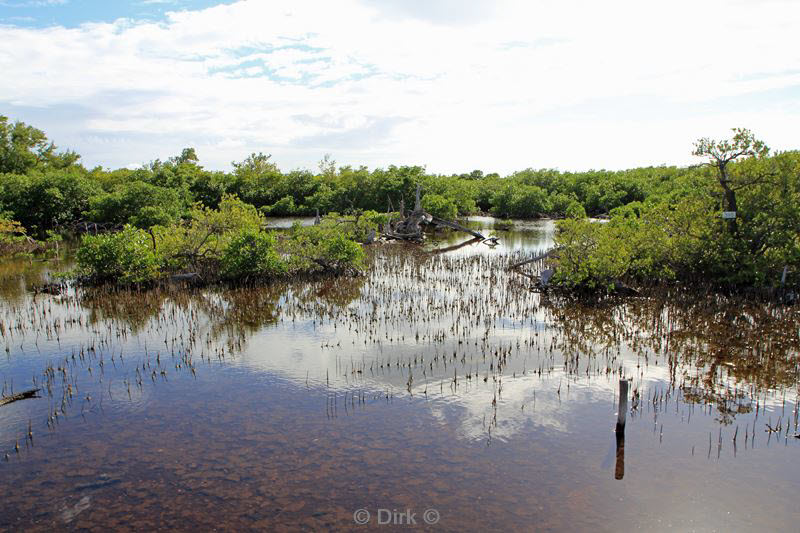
[1,218,798,532]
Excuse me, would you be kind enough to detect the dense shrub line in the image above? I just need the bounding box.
[2,116,798,290]
[75,196,376,285]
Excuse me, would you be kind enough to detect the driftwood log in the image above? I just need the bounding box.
[0,389,41,407]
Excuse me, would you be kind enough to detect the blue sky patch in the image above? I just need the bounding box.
[0,0,235,28]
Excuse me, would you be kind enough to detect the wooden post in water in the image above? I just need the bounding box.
[614,379,628,480]
[616,379,628,433]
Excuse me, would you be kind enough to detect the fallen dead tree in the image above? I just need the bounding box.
[385,209,431,242]
[430,216,485,240]
[383,186,486,243]
[506,247,563,291]
[507,247,560,271]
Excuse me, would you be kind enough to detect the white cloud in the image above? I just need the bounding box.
[1,0,799,172]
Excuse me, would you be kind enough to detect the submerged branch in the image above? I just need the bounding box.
[0,389,41,407]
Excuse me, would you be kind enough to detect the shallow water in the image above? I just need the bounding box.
[0,218,798,531]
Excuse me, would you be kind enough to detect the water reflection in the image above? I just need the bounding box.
[0,218,798,530]
[615,430,625,480]
[0,255,65,304]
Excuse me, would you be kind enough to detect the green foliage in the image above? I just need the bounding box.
[220,229,287,280]
[189,170,234,209]
[491,184,551,218]
[553,218,633,290]
[0,116,707,237]
[74,196,366,285]
[0,169,99,235]
[264,196,297,216]
[285,218,366,273]
[693,128,769,164]
[4,116,800,293]
[76,225,160,284]
[319,233,365,270]
[358,210,390,229]
[552,151,800,291]
[297,211,389,244]
[548,192,579,217]
[0,115,80,175]
[153,194,264,271]
[88,181,185,228]
[423,176,478,214]
[351,210,390,242]
[170,147,199,166]
[421,193,458,220]
[565,201,587,219]
[0,217,42,255]
[693,128,771,237]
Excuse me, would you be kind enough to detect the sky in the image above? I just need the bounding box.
[1,0,799,174]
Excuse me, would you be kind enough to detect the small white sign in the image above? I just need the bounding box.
[722,211,737,219]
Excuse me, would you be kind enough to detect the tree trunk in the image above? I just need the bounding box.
[719,165,739,236]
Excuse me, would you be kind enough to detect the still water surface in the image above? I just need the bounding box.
[0,218,797,531]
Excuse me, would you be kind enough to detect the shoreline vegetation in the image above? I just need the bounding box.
[1,116,798,294]
[74,199,374,286]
